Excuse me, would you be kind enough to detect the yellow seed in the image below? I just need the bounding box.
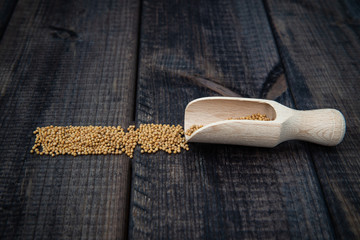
[185,113,271,137]
[185,125,203,136]
[228,113,271,121]
[31,124,190,158]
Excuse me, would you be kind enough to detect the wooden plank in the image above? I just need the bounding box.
[264,0,360,238]
[0,0,139,239]
[0,0,18,40]
[129,0,335,239]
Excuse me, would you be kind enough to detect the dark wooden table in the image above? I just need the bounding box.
[1,0,359,239]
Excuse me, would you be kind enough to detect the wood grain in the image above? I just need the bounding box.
[264,0,360,238]
[129,0,334,239]
[0,0,139,239]
[0,0,18,41]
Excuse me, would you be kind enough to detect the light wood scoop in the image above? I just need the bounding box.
[184,97,346,147]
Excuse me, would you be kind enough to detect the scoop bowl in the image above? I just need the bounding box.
[184,97,346,147]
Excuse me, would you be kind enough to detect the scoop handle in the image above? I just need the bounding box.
[285,109,346,146]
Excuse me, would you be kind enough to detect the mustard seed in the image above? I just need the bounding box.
[185,113,271,137]
[228,113,271,121]
[31,124,189,158]
[185,125,203,136]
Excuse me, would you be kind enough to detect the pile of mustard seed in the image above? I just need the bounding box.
[31,124,189,158]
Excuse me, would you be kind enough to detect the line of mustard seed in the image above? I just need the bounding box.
[31,124,189,158]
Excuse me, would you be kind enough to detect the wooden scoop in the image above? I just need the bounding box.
[184,97,346,147]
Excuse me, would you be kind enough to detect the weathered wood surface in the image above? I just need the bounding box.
[0,0,17,41]
[129,0,335,239]
[1,0,359,239]
[265,0,360,238]
[0,0,139,239]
